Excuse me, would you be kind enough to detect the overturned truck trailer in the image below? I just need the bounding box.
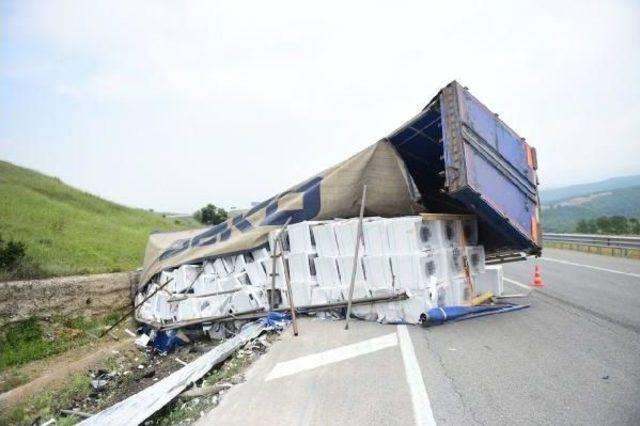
[137,81,541,328]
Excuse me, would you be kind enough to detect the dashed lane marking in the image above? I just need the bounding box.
[265,332,397,381]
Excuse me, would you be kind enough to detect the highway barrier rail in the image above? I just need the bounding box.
[542,233,640,258]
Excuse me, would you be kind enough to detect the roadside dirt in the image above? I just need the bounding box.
[0,330,135,411]
[1,319,282,425]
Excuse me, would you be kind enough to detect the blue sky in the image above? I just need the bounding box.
[2,0,639,213]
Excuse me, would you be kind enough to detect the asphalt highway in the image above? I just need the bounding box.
[197,248,640,425]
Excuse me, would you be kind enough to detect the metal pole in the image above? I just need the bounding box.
[345,185,367,330]
[152,291,409,330]
[278,230,299,336]
[269,217,292,310]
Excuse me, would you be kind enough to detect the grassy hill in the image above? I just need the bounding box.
[540,174,640,204]
[0,160,201,279]
[542,185,640,232]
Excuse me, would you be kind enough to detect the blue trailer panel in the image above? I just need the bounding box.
[386,81,541,258]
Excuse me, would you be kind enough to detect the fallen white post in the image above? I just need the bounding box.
[79,321,265,426]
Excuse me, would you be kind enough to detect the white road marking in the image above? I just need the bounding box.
[265,332,397,381]
[503,277,532,290]
[397,325,437,426]
[542,257,640,278]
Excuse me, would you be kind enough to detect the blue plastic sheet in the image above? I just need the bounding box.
[262,311,291,330]
[424,304,529,326]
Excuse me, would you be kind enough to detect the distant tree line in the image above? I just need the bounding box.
[575,216,640,235]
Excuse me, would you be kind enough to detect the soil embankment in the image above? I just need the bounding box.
[0,271,137,326]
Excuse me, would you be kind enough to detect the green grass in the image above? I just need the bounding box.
[4,372,92,425]
[0,313,123,373]
[0,160,201,279]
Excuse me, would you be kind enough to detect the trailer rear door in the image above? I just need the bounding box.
[440,82,541,255]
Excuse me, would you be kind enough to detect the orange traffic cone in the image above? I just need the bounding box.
[532,265,544,287]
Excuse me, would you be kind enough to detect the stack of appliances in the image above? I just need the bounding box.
[135,215,503,326]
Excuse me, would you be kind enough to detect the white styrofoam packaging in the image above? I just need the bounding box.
[336,256,366,287]
[286,253,317,284]
[400,289,433,324]
[174,265,201,293]
[433,248,465,279]
[439,277,473,306]
[230,287,268,313]
[311,286,343,305]
[212,258,229,277]
[191,273,216,295]
[154,291,176,321]
[311,222,340,257]
[371,288,404,323]
[255,256,286,288]
[465,245,486,275]
[233,254,248,273]
[474,265,503,296]
[362,219,391,255]
[245,260,269,287]
[198,294,231,318]
[386,216,461,253]
[351,304,377,321]
[314,257,341,287]
[236,271,251,287]
[333,219,363,256]
[268,229,290,254]
[272,257,287,288]
[390,253,441,290]
[177,298,200,321]
[203,261,216,276]
[218,275,243,292]
[280,282,313,307]
[287,221,320,254]
[136,289,156,321]
[158,270,175,292]
[386,216,425,253]
[339,285,369,300]
[251,247,270,262]
[362,255,393,289]
[437,279,460,307]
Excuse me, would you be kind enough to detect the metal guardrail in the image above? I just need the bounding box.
[542,233,640,250]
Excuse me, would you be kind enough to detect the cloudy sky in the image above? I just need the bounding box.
[1,0,639,213]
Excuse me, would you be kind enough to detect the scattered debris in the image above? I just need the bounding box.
[60,409,93,419]
[135,333,150,348]
[90,370,114,391]
[179,382,231,400]
[77,320,272,425]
